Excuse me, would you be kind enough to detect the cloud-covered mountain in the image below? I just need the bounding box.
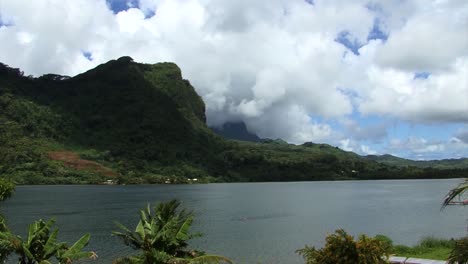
[211,122,262,142]
[0,0,467,159]
[2,58,467,184]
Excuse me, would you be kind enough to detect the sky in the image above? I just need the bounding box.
[0,0,467,160]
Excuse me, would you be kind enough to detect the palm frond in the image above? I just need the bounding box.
[442,179,468,209]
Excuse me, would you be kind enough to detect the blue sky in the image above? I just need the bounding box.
[1,0,467,160]
[106,0,138,13]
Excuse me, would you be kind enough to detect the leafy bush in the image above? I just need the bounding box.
[0,179,14,202]
[420,237,455,248]
[375,234,394,253]
[296,229,389,264]
[393,237,456,260]
[448,237,468,264]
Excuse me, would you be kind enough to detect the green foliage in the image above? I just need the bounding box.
[0,179,14,262]
[0,179,14,202]
[393,237,456,260]
[113,200,231,264]
[296,229,389,264]
[1,58,467,185]
[366,154,468,169]
[0,218,95,263]
[448,237,468,264]
[374,235,393,253]
[419,237,455,248]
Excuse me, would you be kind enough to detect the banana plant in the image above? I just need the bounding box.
[113,200,232,264]
[0,218,96,264]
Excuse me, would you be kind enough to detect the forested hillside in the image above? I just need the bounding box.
[365,154,468,169]
[1,57,467,184]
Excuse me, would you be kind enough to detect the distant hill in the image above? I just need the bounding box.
[1,57,467,184]
[211,122,262,142]
[365,154,468,169]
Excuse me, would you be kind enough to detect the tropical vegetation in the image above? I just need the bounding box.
[0,218,95,264]
[0,179,14,203]
[112,200,231,264]
[1,57,467,263]
[0,181,230,264]
[448,237,468,264]
[391,237,456,261]
[365,154,468,170]
[1,179,467,263]
[442,179,468,264]
[1,58,468,185]
[443,179,468,207]
[0,179,14,262]
[296,229,389,264]
[0,179,95,264]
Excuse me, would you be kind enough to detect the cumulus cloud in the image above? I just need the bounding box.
[389,136,468,160]
[357,58,468,123]
[455,126,468,144]
[338,138,378,156]
[340,118,387,143]
[375,1,468,72]
[0,0,467,156]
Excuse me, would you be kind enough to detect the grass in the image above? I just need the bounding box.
[393,237,456,260]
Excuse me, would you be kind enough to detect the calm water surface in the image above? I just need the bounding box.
[1,179,467,263]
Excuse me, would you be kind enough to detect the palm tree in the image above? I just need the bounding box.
[442,179,468,208]
[112,200,232,264]
[0,218,96,264]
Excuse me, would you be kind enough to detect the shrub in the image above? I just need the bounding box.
[0,179,14,202]
[448,237,468,264]
[375,234,394,253]
[296,229,389,264]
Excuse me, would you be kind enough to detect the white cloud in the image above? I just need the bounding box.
[375,0,468,72]
[455,126,468,144]
[0,0,467,149]
[389,136,468,160]
[360,145,377,155]
[338,138,379,156]
[340,118,387,143]
[358,57,468,123]
[339,138,353,152]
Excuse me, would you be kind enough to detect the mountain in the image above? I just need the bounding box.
[211,122,262,142]
[0,57,222,184]
[1,57,467,184]
[365,154,468,169]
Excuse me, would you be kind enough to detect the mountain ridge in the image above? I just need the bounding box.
[212,122,468,168]
[1,57,467,184]
[365,154,468,169]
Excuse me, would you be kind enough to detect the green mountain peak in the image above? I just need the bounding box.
[1,58,467,184]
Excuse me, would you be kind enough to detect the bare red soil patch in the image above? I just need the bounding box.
[48,151,118,177]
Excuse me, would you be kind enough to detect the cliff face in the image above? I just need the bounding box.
[0,57,222,184]
[2,57,215,163]
[211,122,262,142]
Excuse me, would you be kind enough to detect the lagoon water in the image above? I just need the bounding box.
[1,179,467,263]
